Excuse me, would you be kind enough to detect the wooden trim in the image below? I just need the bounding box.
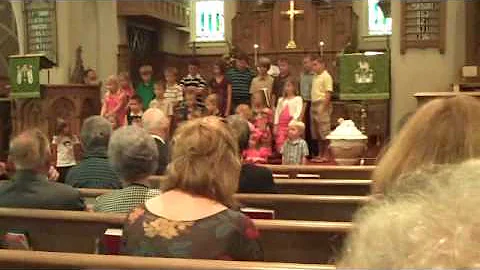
[0,250,336,270]
[262,165,375,173]
[0,207,352,232]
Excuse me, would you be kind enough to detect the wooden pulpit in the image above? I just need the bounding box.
[10,84,101,138]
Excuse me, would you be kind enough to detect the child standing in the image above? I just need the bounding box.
[52,119,80,183]
[149,81,173,122]
[118,72,135,99]
[251,91,273,155]
[205,93,221,117]
[101,75,128,127]
[126,95,144,127]
[243,133,271,164]
[175,88,203,124]
[164,67,183,108]
[208,60,232,117]
[282,120,309,165]
[274,78,303,153]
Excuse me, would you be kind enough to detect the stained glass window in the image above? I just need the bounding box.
[368,0,392,36]
[195,0,224,42]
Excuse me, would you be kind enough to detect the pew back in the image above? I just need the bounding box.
[80,190,369,222]
[262,165,375,179]
[0,250,336,269]
[0,208,351,264]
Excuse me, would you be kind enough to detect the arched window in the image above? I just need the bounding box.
[194,0,225,42]
[368,0,392,36]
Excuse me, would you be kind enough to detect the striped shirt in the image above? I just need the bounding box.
[281,139,309,165]
[165,83,183,104]
[65,147,122,189]
[227,68,255,102]
[94,184,161,214]
[179,74,207,89]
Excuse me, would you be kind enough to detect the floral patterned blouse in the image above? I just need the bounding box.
[122,204,264,261]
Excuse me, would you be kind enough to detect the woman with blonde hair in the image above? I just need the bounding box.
[122,116,263,260]
[372,95,480,195]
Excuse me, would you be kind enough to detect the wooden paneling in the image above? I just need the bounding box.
[232,1,356,54]
[10,85,101,138]
[117,1,189,27]
[466,1,480,66]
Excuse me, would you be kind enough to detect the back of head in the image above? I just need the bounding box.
[81,116,113,150]
[142,108,169,135]
[226,115,250,152]
[339,159,480,268]
[108,126,158,182]
[373,95,480,194]
[9,129,50,171]
[166,117,240,207]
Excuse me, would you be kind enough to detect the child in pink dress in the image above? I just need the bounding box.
[118,72,135,99]
[243,133,270,164]
[101,75,128,127]
[274,79,303,153]
[251,91,273,157]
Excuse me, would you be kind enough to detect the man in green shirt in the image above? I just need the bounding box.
[136,65,155,109]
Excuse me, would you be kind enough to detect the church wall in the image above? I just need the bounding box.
[389,0,465,135]
[353,1,466,135]
[10,1,120,86]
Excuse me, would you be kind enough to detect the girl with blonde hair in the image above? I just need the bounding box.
[122,117,263,260]
[372,95,480,194]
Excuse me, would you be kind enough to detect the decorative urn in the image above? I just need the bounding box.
[327,119,368,165]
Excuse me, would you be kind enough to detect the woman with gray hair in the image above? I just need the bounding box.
[94,126,160,213]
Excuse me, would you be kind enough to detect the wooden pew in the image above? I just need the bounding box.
[261,165,375,179]
[79,190,369,222]
[0,250,336,269]
[146,177,372,196]
[274,179,371,195]
[0,208,351,264]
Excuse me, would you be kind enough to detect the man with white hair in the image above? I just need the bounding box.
[65,116,121,189]
[0,129,85,210]
[142,108,170,175]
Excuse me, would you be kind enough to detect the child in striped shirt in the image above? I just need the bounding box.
[164,67,183,108]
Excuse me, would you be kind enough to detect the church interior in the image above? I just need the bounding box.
[0,0,479,268]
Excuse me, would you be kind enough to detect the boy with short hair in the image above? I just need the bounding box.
[282,120,309,165]
[149,81,174,122]
[227,53,255,112]
[311,57,333,162]
[164,67,183,107]
[272,58,292,107]
[180,59,207,107]
[126,95,144,127]
[136,65,155,109]
[250,57,274,100]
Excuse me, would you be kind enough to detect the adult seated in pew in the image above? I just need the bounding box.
[339,160,480,268]
[372,96,480,196]
[65,116,122,189]
[94,126,160,213]
[142,108,170,175]
[123,117,263,261]
[226,115,275,193]
[0,129,85,210]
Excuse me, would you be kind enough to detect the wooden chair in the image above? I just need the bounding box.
[0,208,351,264]
[261,165,375,179]
[0,249,336,269]
[80,190,369,222]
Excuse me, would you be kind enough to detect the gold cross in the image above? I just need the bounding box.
[281,0,304,49]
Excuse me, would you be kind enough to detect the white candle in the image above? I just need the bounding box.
[319,41,325,57]
[253,44,259,67]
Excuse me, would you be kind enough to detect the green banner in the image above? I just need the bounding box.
[339,53,390,100]
[8,55,41,99]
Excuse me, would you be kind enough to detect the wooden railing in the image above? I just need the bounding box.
[0,250,336,270]
[117,1,189,27]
